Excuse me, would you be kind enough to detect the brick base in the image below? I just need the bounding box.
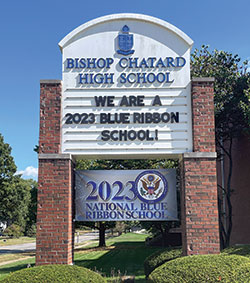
[181,153,220,255]
[36,155,74,265]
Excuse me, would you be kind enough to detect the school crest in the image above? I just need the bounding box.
[135,170,168,203]
[117,25,135,55]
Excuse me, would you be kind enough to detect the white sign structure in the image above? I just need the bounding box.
[59,14,193,159]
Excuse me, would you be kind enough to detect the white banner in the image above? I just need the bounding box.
[75,169,177,221]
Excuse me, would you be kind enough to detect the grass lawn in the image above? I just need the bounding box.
[0,237,35,246]
[74,233,162,282]
[0,252,35,265]
[0,233,161,282]
[1,236,250,282]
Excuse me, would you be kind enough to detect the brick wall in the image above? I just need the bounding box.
[181,156,220,255]
[181,78,220,255]
[36,157,74,265]
[191,78,216,152]
[36,80,74,265]
[39,80,62,153]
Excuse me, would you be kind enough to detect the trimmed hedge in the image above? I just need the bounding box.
[148,254,250,283]
[144,247,182,277]
[222,245,250,258]
[0,264,106,283]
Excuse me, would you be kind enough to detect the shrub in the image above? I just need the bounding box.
[3,224,23,238]
[148,254,250,283]
[222,245,250,258]
[144,247,182,277]
[0,264,106,283]
[25,224,36,237]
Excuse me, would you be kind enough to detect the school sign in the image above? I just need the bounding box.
[59,14,193,158]
[37,14,220,265]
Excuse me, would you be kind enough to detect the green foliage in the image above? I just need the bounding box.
[222,245,250,258]
[0,133,16,180]
[0,133,17,225]
[0,265,106,283]
[76,159,177,171]
[0,133,36,230]
[24,180,37,236]
[0,132,38,233]
[141,221,171,237]
[191,45,250,139]
[144,247,182,277]
[25,224,36,237]
[3,224,23,238]
[192,46,250,248]
[0,233,157,282]
[148,254,250,283]
[74,233,159,281]
[0,176,32,228]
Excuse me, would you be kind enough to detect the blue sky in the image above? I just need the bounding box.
[0,0,249,179]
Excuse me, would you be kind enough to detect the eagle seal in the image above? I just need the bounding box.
[135,170,168,203]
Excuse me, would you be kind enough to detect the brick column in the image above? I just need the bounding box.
[36,80,74,265]
[181,78,220,255]
[39,80,62,154]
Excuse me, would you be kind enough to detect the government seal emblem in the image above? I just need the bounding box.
[135,170,168,203]
[117,25,135,55]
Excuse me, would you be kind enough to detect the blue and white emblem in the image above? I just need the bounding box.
[135,170,168,203]
[117,25,135,55]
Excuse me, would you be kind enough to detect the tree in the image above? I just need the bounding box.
[0,133,37,234]
[0,175,32,230]
[191,46,250,248]
[0,133,17,226]
[24,179,37,236]
[0,133,16,181]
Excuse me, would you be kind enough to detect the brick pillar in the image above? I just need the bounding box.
[39,80,62,154]
[36,80,74,265]
[181,78,220,255]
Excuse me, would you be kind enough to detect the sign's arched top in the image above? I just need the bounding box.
[59,13,193,50]
[60,13,194,159]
